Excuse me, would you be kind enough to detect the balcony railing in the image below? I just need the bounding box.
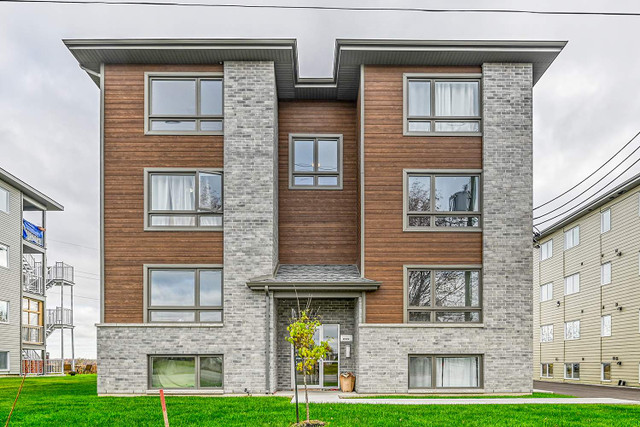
[47,307,73,327]
[48,262,74,283]
[22,255,44,295]
[22,325,44,345]
[46,359,64,375]
[23,219,44,248]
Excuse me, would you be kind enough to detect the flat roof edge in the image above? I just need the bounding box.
[0,167,64,211]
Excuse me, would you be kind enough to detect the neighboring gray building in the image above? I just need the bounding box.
[66,38,564,395]
[0,167,63,375]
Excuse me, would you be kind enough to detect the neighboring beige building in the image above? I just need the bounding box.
[534,173,640,387]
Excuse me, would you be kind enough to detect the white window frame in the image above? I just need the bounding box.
[540,324,554,343]
[0,300,8,324]
[540,282,553,302]
[0,186,8,214]
[601,315,612,337]
[540,363,553,378]
[144,72,224,135]
[564,273,580,296]
[564,363,580,380]
[540,240,553,261]
[0,243,8,269]
[601,262,611,285]
[564,226,580,250]
[0,351,9,372]
[564,320,580,340]
[601,363,611,382]
[601,209,611,233]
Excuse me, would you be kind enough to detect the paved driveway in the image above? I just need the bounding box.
[535,380,640,401]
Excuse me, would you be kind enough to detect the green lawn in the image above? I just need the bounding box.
[342,392,575,399]
[1,375,640,426]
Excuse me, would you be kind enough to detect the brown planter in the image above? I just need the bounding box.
[339,373,355,392]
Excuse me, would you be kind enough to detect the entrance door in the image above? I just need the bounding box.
[292,324,340,389]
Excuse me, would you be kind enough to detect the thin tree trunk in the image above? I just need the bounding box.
[303,369,310,422]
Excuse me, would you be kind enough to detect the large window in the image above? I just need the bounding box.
[404,76,481,135]
[564,273,580,296]
[0,186,8,213]
[601,315,612,337]
[145,169,222,230]
[564,363,580,380]
[601,209,611,233]
[147,267,223,323]
[146,74,223,134]
[409,355,481,389]
[22,298,43,344]
[601,262,611,285]
[540,240,553,261]
[404,171,481,230]
[0,300,8,323]
[540,283,553,302]
[540,324,554,343]
[0,244,7,268]
[289,135,342,189]
[564,226,580,250]
[149,355,222,389]
[406,267,481,323]
[540,363,553,378]
[0,351,8,371]
[564,320,580,340]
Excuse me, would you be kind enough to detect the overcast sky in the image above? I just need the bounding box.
[2,0,640,358]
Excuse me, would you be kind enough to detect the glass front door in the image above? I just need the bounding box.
[292,324,340,388]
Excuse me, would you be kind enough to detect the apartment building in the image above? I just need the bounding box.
[66,38,564,395]
[0,167,63,375]
[534,173,640,387]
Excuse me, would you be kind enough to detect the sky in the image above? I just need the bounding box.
[1,0,640,358]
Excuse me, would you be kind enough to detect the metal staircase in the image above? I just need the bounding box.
[45,262,76,371]
[22,254,44,295]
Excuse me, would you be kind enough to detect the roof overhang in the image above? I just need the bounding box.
[64,38,566,100]
[0,167,63,211]
[538,171,640,239]
[246,281,381,292]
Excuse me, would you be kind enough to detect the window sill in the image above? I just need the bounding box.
[408,388,484,393]
[144,131,224,137]
[403,227,482,233]
[146,389,224,395]
[403,131,483,138]
[144,227,223,232]
[359,323,485,328]
[96,323,224,328]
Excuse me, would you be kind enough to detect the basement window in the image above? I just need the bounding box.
[289,135,343,189]
[145,73,223,135]
[409,355,481,389]
[540,363,553,378]
[564,363,580,380]
[0,352,8,371]
[404,75,481,136]
[149,355,223,389]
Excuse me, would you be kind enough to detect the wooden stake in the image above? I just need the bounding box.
[159,389,169,427]
[5,374,26,427]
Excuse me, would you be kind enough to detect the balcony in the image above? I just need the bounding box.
[22,325,44,345]
[47,307,73,327]
[22,255,44,295]
[48,262,74,283]
[23,219,44,249]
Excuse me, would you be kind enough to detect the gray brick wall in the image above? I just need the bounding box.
[97,61,279,394]
[275,298,357,389]
[357,63,533,394]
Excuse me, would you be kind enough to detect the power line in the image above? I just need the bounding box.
[0,0,640,16]
[533,155,640,227]
[534,132,640,220]
[534,131,640,211]
[48,238,99,252]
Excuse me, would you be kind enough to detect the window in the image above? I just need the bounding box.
[0,300,8,323]
[540,324,554,343]
[564,363,580,380]
[409,355,481,389]
[289,135,342,189]
[404,171,481,230]
[22,298,43,344]
[0,351,8,371]
[564,273,580,295]
[149,355,222,389]
[147,267,222,323]
[406,268,481,323]
[146,74,223,134]
[601,315,612,337]
[564,226,580,250]
[0,244,7,268]
[564,320,580,340]
[601,262,611,285]
[540,240,553,261]
[404,76,481,135]
[145,169,223,230]
[540,283,553,302]
[0,186,8,213]
[541,363,553,378]
[602,363,611,381]
[601,209,611,233]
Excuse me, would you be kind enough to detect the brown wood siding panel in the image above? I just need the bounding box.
[363,65,483,323]
[103,64,224,323]
[278,100,358,264]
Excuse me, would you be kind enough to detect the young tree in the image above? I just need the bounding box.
[286,310,331,424]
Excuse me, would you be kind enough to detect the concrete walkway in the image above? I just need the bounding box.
[282,391,639,405]
[534,380,640,401]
